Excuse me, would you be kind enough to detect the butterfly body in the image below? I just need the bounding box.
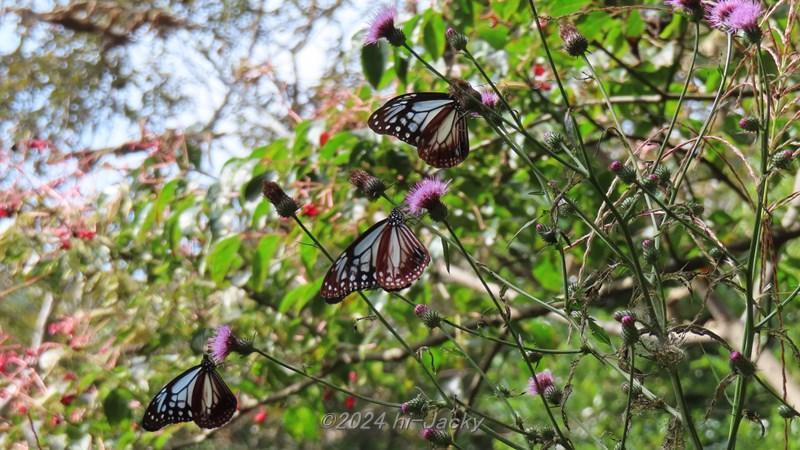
[142,355,237,431]
[369,92,470,168]
[321,208,430,303]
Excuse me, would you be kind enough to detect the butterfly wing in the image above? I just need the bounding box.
[191,360,238,429]
[142,355,236,431]
[320,219,388,303]
[368,93,469,168]
[375,209,431,291]
[142,363,204,431]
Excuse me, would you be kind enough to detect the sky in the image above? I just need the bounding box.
[0,0,380,197]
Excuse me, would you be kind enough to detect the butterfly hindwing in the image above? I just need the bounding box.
[192,366,237,429]
[321,209,430,303]
[376,212,431,290]
[142,355,237,431]
[417,105,469,168]
[369,93,469,168]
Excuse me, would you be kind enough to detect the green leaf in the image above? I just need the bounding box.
[135,203,155,244]
[422,12,445,60]
[498,0,521,21]
[588,318,612,347]
[279,282,318,314]
[154,179,178,225]
[104,389,132,425]
[441,236,451,273]
[362,43,388,89]
[320,132,358,160]
[549,0,592,16]
[284,406,319,440]
[292,120,313,155]
[394,53,409,87]
[252,236,280,291]
[476,24,508,50]
[208,235,242,284]
[626,10,644,39]
[244,172,269,202]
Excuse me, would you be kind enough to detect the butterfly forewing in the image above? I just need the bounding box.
[369,93,469,168]
[320,221,387,303]
[142,355,237,431]
[321,209,430,303]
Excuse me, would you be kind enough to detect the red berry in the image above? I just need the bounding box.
[344,395,356,408]
[533,64,546,76]
[60,394,76,406]
[254,408,267,424]
[348,370,358,383]
[319,132,331,146]
[302,204,319,217]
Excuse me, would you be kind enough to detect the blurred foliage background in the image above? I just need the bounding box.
[1,0,799,448]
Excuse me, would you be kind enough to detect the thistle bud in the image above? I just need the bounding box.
[535,223,559,245]
[525,351,543,364]
[685,200,704,216]
[401,394,428,417]
[654,166,672,188]
[642,239,660,267]
[641,173,660,191]
[538,426,555,441]
[558,22,588,57]
[445,27,468,51]
[613,310,635,322]
[543,131,565,151]
[262,181,300,218]
[621,315,639,345]
[729,351,756,376]
[349,169,387,200]
[610,161,636,184]
[415,304,442,329]
[543,385,563,405]
[422,428,452,448]
[778,405,798,419]
[621,382,642,397]
[739,116,759,133]
[770,150,794,171]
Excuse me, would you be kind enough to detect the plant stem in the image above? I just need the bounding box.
[252,348,399,408]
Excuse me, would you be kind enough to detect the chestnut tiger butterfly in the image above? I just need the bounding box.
[368,81,480,168]
[321,208,430,303]
[142,355,237,431]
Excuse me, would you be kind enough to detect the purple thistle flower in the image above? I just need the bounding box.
[405,176,451,220]
[480,89,500,109]
[528,371,555,396]
[706,0,763,33]
[209,325,237,363]
[365,5,405,47]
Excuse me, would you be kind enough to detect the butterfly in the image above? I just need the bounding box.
[321,208,431,303]
[142,354,237,431]
[368,81,479,168]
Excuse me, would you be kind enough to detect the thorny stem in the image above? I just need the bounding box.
[620,348,635,449]
[728,39,771,449]
[252,348,399,408]
[443,220,574,449]
[439,326,520,425]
